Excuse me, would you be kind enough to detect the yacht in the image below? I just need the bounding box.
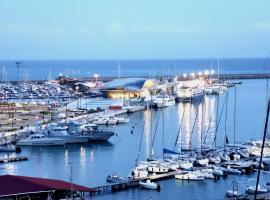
[83,124,115,141]
[16,134,65,146]
[175,86,204,102]
[175,171,205,181]
[130,164,149,179]
[93,116,118,125]
[44,124,89,144]
[152,94,175,108]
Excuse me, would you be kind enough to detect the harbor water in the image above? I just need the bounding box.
[0,58,270,81]
[0,79,269,199]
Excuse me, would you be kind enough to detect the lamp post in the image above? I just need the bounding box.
[93,74,99,83]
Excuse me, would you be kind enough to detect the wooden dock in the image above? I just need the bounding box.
[0,156,28,163]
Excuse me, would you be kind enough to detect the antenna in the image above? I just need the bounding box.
[117,61,120,79]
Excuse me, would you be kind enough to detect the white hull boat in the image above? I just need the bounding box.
[17,134,65,146]
[152,94,175,108]
[139,179,160,190]
[175,172,205,181]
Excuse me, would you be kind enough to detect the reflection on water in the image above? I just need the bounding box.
[90,149,94,162]
[80,146,86,167]
[144,109,152,159]
[142,95,219,153]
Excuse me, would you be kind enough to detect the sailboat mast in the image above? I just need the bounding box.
[117,61,120,79]
[224,91,228,149]
[233,85,237,146]
[162,93,165,159]
[255,98,270,199]
[149,95,153,160]
[201,98,204,152]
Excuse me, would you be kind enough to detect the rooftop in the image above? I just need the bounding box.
[0,175,96,198]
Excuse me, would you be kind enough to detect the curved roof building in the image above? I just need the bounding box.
[101,78,156,99]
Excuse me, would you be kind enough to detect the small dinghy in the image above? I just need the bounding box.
[106,173,123,183]
[139,179,160,191]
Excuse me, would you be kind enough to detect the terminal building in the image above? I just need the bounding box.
[100,78,157,99]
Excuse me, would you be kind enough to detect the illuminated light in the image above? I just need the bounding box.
[198,72,202,76]
[204,70,210,76]
[190,72,195,78]
[183,73,187,78]
[211,70,215,74]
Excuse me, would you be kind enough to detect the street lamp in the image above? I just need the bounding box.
[183,73,187,79]
[204,70,210,76]
[93,74,99,83]
[211,70,215,75]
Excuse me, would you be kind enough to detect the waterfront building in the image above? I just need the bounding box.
[100,78,157,99]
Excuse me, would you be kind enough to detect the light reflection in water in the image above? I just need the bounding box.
[64,149,69,167]
[175,96,217,150]
[80,146,86,167]
[144,109,152,159]
[5,164,16,175]
[90,150,94,162]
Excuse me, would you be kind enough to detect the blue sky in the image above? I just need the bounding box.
[1,0,270,59]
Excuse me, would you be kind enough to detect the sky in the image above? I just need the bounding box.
[0,0,270,60]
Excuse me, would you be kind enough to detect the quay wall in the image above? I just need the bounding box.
[1,73,270,84]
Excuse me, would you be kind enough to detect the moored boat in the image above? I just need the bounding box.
[139,179,160,190]
[17,134,65,146]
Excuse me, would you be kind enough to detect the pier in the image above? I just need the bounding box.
[93,171,178,194]
[82,73,270,82]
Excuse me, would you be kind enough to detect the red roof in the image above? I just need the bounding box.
[0,175,96,197]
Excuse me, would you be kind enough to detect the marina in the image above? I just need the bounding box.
[0,73,269,199]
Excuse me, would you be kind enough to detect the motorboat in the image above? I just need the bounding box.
[139,179,160,190]
[152,94,175,108]
[224,166,242,175]
[16,134,65,146]
[106,173,124,183]
[83,124,114,141]
[44,124,89,144]
[175,171,205,181]
[246,179,268,194]
[130,165,149,179]
[93,116,118,125]
[114,116,129,123]
[175,86,204,102]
